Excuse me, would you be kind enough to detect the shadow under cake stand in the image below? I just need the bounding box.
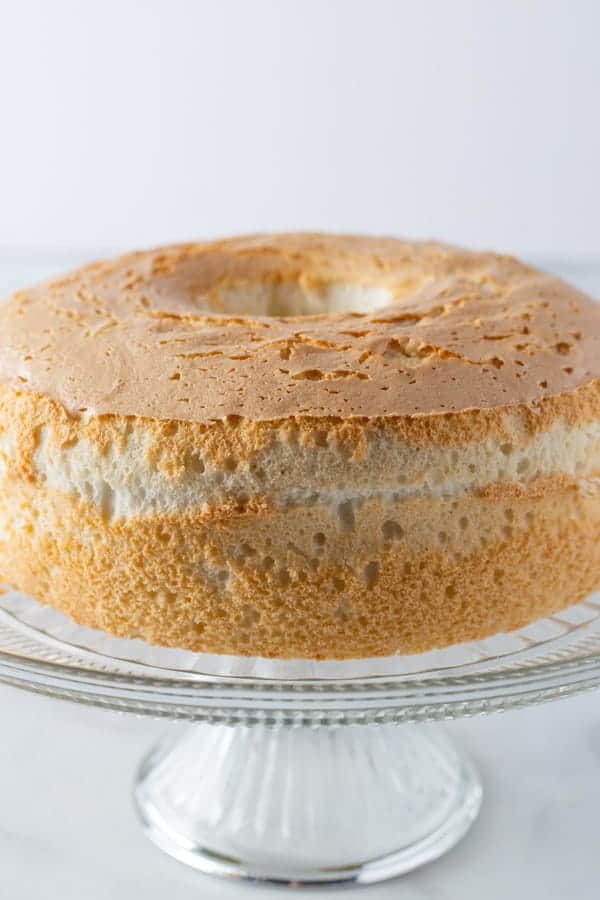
[1,589,600,886]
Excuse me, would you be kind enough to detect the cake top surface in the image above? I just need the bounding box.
[1,233,599,424]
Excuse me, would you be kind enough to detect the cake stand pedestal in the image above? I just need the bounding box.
[1,589,600,886]
[134,722,480,884]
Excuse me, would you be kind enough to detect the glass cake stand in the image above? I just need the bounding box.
[1,590,600,886]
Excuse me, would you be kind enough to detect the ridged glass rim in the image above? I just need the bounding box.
[1,591,600,723]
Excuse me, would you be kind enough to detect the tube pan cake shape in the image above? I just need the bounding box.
[0,233,599,658]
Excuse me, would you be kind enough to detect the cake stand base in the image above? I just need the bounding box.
[134,721,482,886]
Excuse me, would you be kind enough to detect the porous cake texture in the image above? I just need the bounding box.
[0,234,599,658]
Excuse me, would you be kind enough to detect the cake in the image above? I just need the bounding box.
[0,233,599,658]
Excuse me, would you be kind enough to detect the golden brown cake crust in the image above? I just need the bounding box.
[1,468,600,659]
[0,233,599,427]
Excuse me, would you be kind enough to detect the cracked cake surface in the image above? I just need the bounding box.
[1,233,599,424]
[0,233,599,659]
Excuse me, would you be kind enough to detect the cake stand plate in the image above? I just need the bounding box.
[1,589,600,886]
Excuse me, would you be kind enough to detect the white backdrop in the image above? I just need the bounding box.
[0,0,598,257]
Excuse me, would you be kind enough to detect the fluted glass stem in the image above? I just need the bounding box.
[134,721,481,885]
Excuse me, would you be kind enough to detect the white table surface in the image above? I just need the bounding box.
[1,255,599,900]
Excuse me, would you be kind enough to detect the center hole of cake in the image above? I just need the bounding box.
[217,281,392,317]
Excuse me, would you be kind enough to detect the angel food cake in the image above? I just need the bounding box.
[0,233,599,659]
